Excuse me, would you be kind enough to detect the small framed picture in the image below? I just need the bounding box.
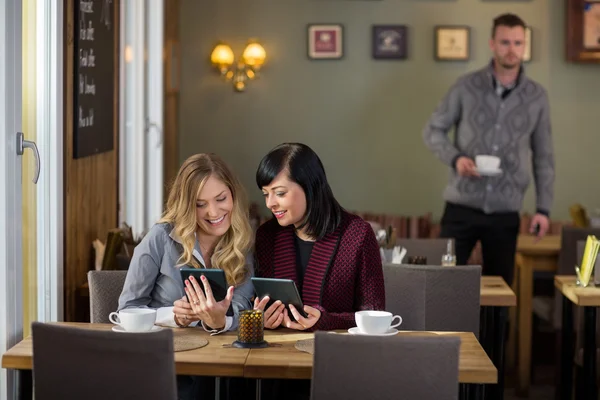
[567,0,600,62]
[307,24,344,60]
[584,1,600,49]
[523,26,532,62]
[434,26,470,61]
[372,25,408,59]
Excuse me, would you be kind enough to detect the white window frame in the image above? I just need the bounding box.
[119,0,164,238]
[36,0,64,324]
[0,1,24,398]
[1,0,63,398]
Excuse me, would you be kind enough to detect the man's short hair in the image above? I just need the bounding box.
[492,13,526,37]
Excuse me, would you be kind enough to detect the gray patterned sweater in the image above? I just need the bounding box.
[422,63,555,215]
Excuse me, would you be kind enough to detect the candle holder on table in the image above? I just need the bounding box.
[232,309,269,348]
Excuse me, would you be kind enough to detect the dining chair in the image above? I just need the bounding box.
[32,322,177,400]
[88,270,127,323]
[383,263,481,337]
[310,331,460,400]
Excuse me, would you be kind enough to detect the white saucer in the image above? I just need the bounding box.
[111,325,163,333]
[348,327,399,337]
[477,168,503,177]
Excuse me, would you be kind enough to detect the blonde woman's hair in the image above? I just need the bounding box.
[158,153,253,285]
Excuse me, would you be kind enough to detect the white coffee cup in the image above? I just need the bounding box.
[109,308,157,332]
[355,310,402,335]
[475,155,501,171]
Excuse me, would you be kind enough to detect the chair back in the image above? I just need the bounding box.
[32,322,177,400]
[310,331,460,400]
[383,263,481,337]
[88,270,128,323]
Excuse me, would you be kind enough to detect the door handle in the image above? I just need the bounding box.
[16,132,40,184]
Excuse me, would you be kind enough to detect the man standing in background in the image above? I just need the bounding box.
[422,13,555,285]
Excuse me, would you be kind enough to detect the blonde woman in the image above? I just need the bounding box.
[118,153,254,332]
[118,154,254,399]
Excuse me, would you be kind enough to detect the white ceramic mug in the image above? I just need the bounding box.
[108,308,156,332]
[355,310,402,334]
[475,155,501,171]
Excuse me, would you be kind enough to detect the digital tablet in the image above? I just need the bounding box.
[251,277,308,319]
[180,268,228,303]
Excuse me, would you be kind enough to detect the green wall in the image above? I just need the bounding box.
[179,0,600,221]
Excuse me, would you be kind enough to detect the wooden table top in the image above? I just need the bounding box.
[1,322,249,377]
[2,323,496,384]
[554,275,600,307]
[517,234,561,256]
[480,276,516,307]
[245,330,497,384]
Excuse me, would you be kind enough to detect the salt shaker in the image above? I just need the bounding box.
[441,239,456,267]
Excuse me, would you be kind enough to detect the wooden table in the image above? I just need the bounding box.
[511,234,561,396]
[555,276,600,400]
[3,323,497,399]
[245,329,497,384]
[481,276,517,307]
[1,322,249,377]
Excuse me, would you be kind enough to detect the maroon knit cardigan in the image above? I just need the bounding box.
[254,211,386,331]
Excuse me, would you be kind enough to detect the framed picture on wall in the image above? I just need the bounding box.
[434,26,470,61]
[566,0,600,63]
[372,25,408,59]
[307,24,344,59]
[523,26,532,62]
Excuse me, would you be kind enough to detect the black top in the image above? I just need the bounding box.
[294,234,315,291]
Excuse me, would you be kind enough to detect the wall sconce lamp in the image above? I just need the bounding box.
[210,40,266,92]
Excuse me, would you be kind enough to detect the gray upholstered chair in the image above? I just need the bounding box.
[88,270,128,323]
[394,238,453,266]
[383,263,481,337]
[310,331,460,400]
[32,322,177,400]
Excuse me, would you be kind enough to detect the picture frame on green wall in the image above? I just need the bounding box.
[434,25,470,61]
[566,0,600,63]
[307,24,344,60]
[372,25,408,59]
[523,26,532,62]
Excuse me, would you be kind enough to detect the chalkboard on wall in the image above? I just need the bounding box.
[73,0,116,159]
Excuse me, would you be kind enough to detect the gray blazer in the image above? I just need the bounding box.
[117,223,255,332]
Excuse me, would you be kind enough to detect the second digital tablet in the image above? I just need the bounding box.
[251,277,308,319]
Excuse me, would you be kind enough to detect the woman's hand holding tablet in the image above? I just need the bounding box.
[253,296,286,329]
[251,277,321,330]
[282,304,321,331]
[177,268,233,330]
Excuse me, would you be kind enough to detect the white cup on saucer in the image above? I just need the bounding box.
[355,310,402,335]
[109,308,157,332]
[475,155,501,171]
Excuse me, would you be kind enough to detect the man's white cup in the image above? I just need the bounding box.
[475,155,501,171]
[355,310,402,334]
[109,308,156,332]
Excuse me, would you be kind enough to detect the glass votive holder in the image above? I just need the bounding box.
[232,309,268,348]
